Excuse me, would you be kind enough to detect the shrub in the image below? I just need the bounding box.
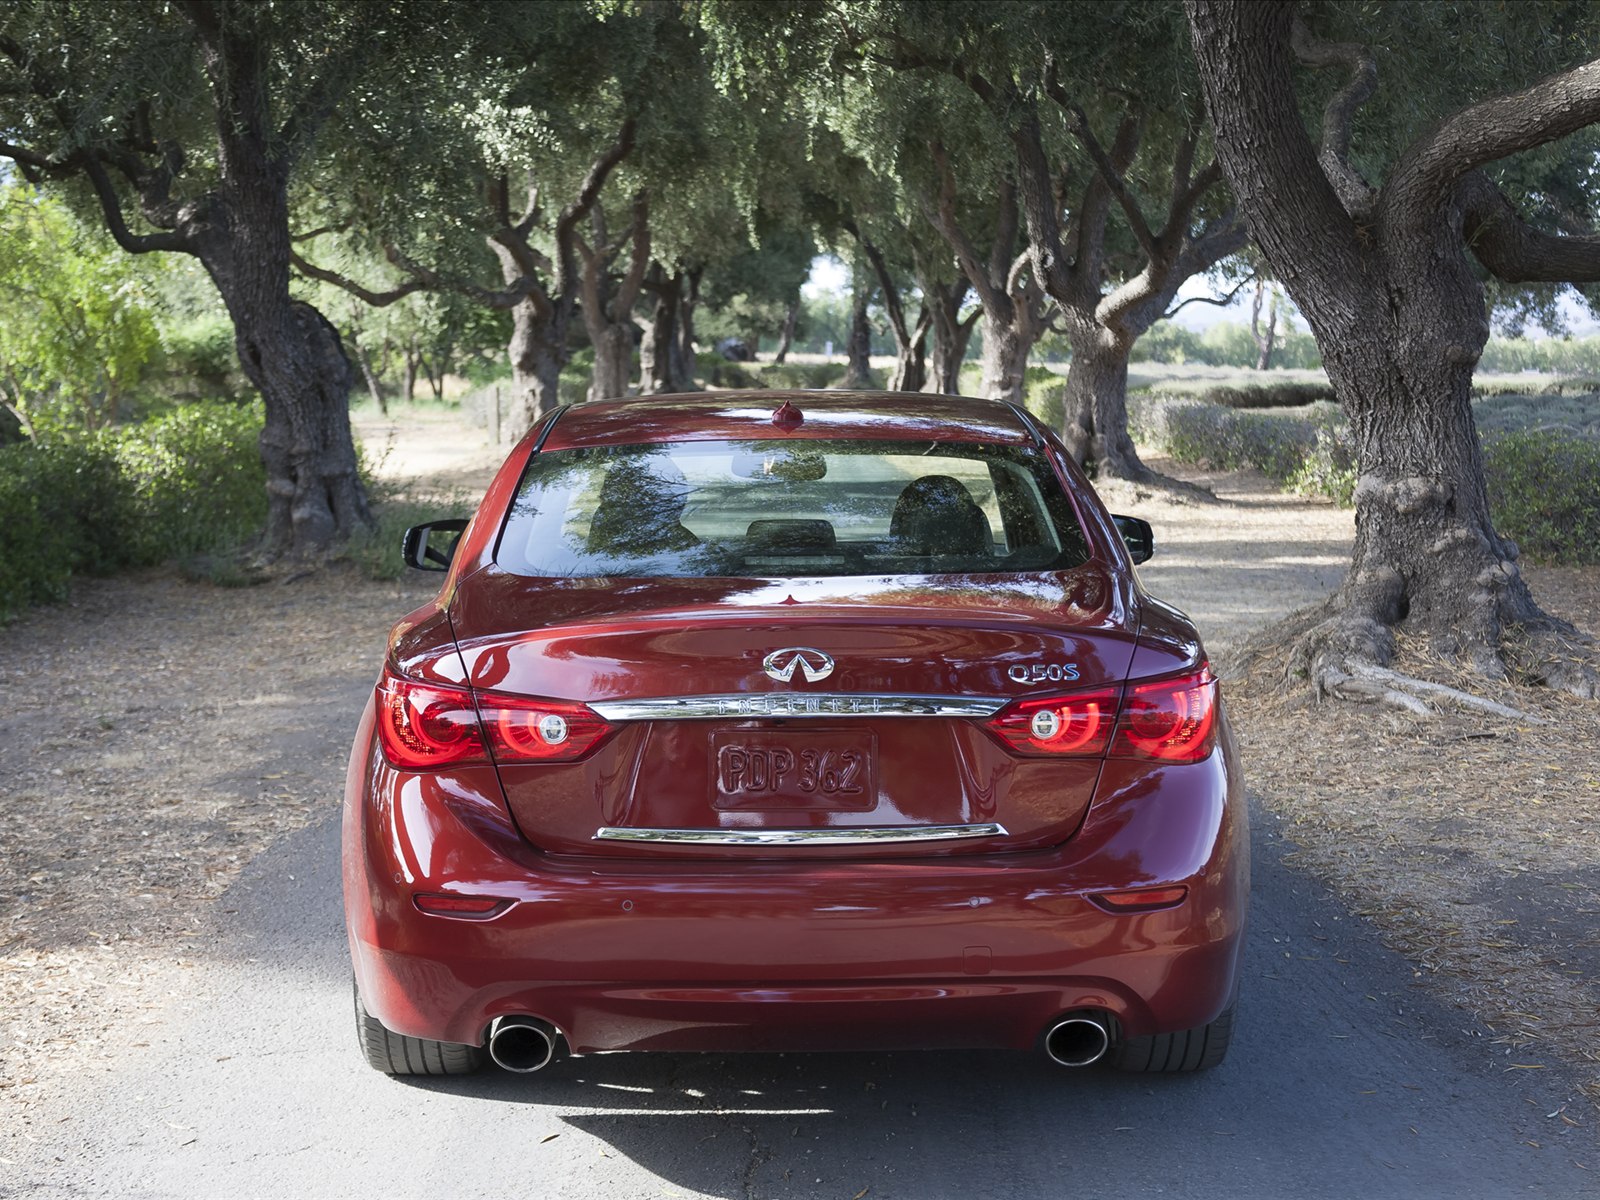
[1197,381,1335,408]
[114,401,266,562]
[752,361,845,390]
[0,401,265,621]
[1484,432,1600,564]
[1021,366,1065,429]
[0,436,128,617]
[1129,392,1354,504]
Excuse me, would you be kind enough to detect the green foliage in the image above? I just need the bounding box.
[1484,432,1600,564]
[151,313,248,403]
[113,403,268,562]
[1472,389,1600,438]
[0,402,265,622]
[953,364,1062,423]
[0,184,164,433]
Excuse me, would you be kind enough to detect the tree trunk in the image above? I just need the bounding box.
[841,282,873,389]
[929,296,976,395]
[977,317,1030,404]
[640,268,693,394]
[887,310,929,392]
[588,322,633,401]
[1061,330,1146,478]
[1251,279,1279,371]
[675,267,702,387]
[773,298,800,364]
[402,346,419,403]
[1300,337,1558,686]
[200,189,371,558]
[352,333,387,415]
[507,298,563,432]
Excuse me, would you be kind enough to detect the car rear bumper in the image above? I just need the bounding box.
[343,700,1249,1053]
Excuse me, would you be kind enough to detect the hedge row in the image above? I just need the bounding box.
[0,401,265,621]
[1129,393,1356,503]
[1129,391,1600,563]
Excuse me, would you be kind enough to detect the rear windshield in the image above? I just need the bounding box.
[496,438,1091,579]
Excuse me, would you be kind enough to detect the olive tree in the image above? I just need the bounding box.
[0,0,408,554]
[1187,0,1600,701]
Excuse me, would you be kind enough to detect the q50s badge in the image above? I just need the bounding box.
[1008,663,1081,684]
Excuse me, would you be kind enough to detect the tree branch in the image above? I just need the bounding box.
[1162,160,1223,240]
[1390,55,1600,220]
[923,140,1009,320]
[851,226,911,347]
[1162,271,1256,320]
[81,155,190,254]
[1046,81,1157,259]
[553,117,637,287]
[289,249,433,306]
[1460,172,1600,282]
[1289,16,1378,218]
[612,190,652,317]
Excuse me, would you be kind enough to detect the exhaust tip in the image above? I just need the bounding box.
[1044,1014,1111,1068]
[488,1016,558,1073]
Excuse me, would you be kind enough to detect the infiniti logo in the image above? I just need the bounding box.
[762,647,835,684]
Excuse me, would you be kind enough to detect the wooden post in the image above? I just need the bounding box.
[488,386,501,444]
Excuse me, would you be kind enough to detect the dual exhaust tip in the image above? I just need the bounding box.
[489,1011,1112,1072]
[487,1015,559,1073]
[1043,1012,1114,1068]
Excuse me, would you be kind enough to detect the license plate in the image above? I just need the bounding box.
[711,730,876,811]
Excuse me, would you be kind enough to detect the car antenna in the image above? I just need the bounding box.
[772,399,803,430]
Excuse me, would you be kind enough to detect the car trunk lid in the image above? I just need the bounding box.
[449,565,1138,858]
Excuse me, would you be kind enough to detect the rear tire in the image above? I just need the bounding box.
[354,981,485,1075]
[1111,1002,1235,1073]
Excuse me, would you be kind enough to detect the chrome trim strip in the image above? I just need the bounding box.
[588,693,1006,721]
[593,823,1009,846]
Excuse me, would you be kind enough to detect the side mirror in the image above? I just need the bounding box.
[1111,514,1154,564]
[401,519,470,572]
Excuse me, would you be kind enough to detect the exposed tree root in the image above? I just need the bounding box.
[1321,663,1545,723]
[1237,590,1596,721]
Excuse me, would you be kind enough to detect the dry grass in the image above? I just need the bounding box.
[1224,565,1600,1108]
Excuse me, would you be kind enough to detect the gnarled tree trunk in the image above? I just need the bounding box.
[886,311,929,393]
[978,317,1030,404]
[193,125,372,558]
[1188,0,1600,699]
[1061,329,1142,476]
[840,275,874,389]
[773,298,800,364]
[926,277,976,395]
[506,299,564,430]
[640,264,695,394]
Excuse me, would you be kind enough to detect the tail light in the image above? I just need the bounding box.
[375,669,613,769]
[376,672,487,769]
[984,687,1119,757]
[475,692,614,762]
[983,666,1217,764]
[1110,667,1217,763]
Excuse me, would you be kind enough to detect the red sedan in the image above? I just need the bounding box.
[344,392,1246,1077]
